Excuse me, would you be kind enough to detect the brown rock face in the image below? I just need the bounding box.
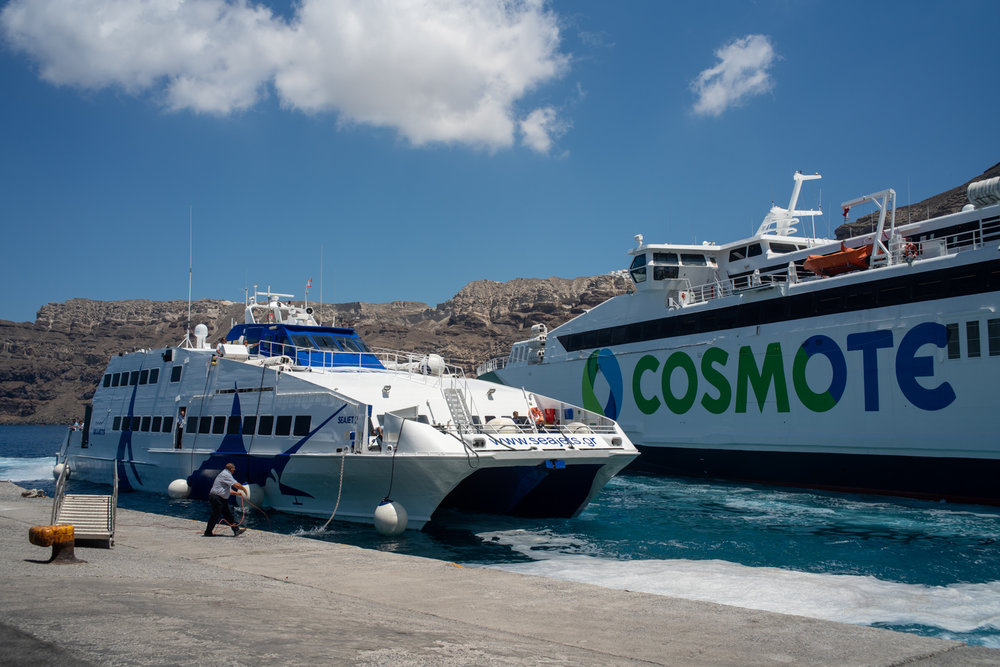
[0,274,629,424]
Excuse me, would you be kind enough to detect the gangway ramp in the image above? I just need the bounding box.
[51,463,118,548]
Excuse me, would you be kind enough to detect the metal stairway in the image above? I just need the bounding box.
[442,387,473,429]
[51,464,117,548]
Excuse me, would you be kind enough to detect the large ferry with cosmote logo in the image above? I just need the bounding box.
[478,171,1000,505]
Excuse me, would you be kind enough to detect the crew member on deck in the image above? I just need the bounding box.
[175,407,186,449]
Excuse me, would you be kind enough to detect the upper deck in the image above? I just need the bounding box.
[479,172,1000,374]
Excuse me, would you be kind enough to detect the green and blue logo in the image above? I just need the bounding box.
[582,348,624,419]
[589,320,956,419]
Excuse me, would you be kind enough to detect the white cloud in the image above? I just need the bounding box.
[691,34,777,117]
[519,106,567,154]
[1,0,570,150]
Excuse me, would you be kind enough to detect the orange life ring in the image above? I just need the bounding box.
[529,407,544,424]
[903,243,918,261]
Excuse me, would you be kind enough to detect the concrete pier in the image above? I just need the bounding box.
[1,481,997,666]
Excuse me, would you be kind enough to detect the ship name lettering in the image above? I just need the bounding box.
[631,321,955,415]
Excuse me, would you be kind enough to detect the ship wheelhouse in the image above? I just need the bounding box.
[225,323,384,370]
[224,288,382,369]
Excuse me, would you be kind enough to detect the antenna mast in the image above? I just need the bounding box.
[184,206,193,347]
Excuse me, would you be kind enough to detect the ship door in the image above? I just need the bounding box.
[81,404,93,448]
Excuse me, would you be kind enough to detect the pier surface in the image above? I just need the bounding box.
[1,481,997,666]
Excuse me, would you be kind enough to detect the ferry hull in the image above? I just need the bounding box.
[632,445,1000,506]
[66,447,635,528]
[490,279,1000,506]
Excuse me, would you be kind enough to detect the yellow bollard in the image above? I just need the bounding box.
[29,525,84,564]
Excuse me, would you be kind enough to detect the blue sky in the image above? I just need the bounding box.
[1,0,997,323]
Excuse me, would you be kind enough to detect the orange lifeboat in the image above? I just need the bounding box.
[803,243,872,277]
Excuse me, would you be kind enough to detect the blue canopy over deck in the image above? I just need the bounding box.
[225,323,384,369]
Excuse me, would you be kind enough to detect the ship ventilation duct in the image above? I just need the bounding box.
[967,177,1000,208]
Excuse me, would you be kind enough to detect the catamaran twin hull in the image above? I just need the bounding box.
[483,173,1000,505]
[66,343,637,530]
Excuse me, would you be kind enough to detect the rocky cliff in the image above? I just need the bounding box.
[0,274,629,424]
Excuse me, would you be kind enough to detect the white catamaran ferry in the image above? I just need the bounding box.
[479,171,1000,505]
[60,289,637,530]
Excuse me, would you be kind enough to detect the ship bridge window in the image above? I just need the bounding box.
[129,371,139,386]
[652,252,678,280]
[294,415,311,436]
[311,334,341,351]
[149,368,159,384]
[258,415,274,436]
[769,243,799,254]
[338,336,368,353]
[729,244,762,262]
[139,369,149,385]
[111,373,121,387]
[629,254,647,284]
[275,415,292,436]
[170,366,182,382]
[290,333,313,349]
[680,253,708,266]
[103,374,111,388]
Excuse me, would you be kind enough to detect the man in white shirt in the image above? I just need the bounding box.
[204,463,247,537]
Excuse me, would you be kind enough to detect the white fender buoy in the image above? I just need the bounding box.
[167,479,190,499]
[243,483,269,508]
[373,499,408,536]
[52,463,69,480]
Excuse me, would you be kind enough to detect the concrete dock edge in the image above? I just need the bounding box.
[1,481,997,665]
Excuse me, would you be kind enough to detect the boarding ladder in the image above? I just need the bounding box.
[51,463,118,548]
[442,387,473,430]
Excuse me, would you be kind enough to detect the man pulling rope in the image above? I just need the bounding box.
[204,463,247,537]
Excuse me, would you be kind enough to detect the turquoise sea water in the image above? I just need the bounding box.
[3,424,999,648]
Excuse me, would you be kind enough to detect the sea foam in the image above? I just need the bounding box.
[483,548,1000,641]
[0,456,55,483]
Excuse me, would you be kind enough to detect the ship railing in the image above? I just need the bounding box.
[254,339,467,378]
[475,356,507,376]
[936,216,1000,253]
[685,269,792,306]
[371,348,468,379]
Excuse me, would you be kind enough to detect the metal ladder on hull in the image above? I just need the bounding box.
[442,387,473,429]
[51,464,118,548]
